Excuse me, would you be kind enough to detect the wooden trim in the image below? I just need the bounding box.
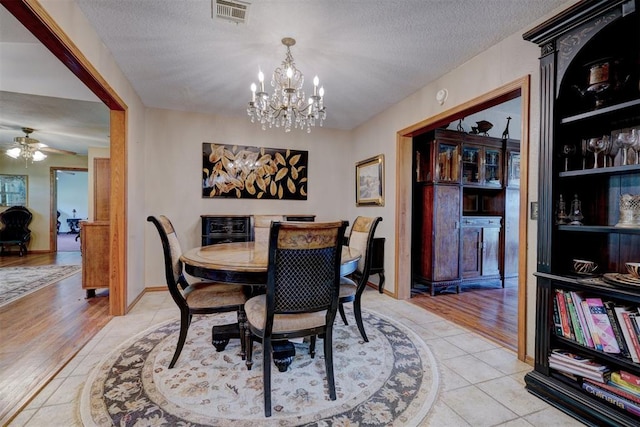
[2,0,128,316]
[395,76,530,361]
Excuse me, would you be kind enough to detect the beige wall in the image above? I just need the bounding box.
[143,108,354,287]
[0,153,88,251]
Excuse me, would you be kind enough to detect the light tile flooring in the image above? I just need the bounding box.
[10,289,584,426]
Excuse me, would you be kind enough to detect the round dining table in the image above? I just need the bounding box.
[180,241,361,371]
[181,241,361,285]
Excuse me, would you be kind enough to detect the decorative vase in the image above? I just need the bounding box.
[615,194,640,228]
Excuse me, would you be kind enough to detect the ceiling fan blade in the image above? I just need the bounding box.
[39,145,77,155]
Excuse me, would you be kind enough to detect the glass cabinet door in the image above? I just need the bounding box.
[462,146,480,184]
[435,143,460,182]
[483,148,502,187]
[507,151,520,187]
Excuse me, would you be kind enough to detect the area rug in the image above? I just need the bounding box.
[81,308,439,426]
[0,265,82,307]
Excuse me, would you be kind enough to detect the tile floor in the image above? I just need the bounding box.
[10,289,584,426]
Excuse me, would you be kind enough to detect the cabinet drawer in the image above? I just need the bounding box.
[461,216,501,228]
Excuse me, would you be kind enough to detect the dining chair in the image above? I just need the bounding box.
[252,215,284,244]
[243,220,348,417]
[147,215,248,368]
[338,216,382,342]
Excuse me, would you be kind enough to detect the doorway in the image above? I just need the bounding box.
[52,168,88,252]
[395,77,530,360]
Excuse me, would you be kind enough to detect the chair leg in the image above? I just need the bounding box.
[263,337,272,417]
[354,296,369,342]
[324,327,336,401]
[338,303,348,325]
[237,308,247,360]
[245,328,254,370]
[169,310,191,368]
[309,335,316,358]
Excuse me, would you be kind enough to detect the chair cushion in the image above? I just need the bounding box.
[245,294,327,333]
[339,276,357,298]
[349,230,369,272]
[185,282,247,308]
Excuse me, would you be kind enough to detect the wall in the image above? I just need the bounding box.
[143,108,354,287]
[87,147,109,221]
[0,153,87,250]
[40,0,147,304]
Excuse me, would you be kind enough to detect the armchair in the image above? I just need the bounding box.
[0,206,33,256]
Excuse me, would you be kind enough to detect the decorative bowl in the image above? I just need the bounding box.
[626,262,640,279]
[572,259,598,274]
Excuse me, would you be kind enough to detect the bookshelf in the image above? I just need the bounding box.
[524,1,640,425]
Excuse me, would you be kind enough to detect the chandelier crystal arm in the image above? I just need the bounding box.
[247,37,326,133]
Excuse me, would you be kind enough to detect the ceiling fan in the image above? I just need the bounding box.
[4,127,76,166]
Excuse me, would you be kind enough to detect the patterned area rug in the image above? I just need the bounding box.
[81,308,439,426]
[0,265,82,307]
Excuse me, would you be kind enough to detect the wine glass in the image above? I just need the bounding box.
[617,129,636,166]
[630,129,640,165]
[587,137,606,168]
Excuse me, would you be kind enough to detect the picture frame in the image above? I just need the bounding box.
[356,154,384,206]
[202,143,308,200]
[0,174,28,207]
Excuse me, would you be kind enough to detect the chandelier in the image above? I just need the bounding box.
[6,128,47,167]
[247,37,326,133]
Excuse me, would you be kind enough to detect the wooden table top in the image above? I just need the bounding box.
[180,242,360,284]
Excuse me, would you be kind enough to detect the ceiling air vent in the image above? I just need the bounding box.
[213,0,250,24]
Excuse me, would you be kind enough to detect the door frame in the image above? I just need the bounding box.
[49,167,88,251]
[395,76,530,360]
[3,0,128,316]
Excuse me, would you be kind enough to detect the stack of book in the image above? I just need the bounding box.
[549,349,611,383]
[553,290,640,360]
[583,370,640,417]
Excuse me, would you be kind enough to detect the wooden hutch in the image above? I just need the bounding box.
[524,0,640,425]
[413,129,520,295]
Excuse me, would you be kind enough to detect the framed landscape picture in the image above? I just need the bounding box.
[0,174,28,207]
[356,154,384,206]
[202,143,308,200]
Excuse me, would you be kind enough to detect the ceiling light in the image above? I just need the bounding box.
[247,37,326,133]
[6,128,47,167]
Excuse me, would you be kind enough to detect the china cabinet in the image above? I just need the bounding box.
[524,1,640,425]
[413,129,520,294]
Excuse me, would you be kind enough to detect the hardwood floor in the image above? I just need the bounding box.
[0,252,111,425]
[410,279,518,351]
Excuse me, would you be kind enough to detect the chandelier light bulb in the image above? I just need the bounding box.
[258,70,264,91]
[250,83,256,101]
[319,86,325,97]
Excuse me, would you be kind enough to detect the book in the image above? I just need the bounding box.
[565,292,586,345]
[612,372,640,395]
[571,292,594,348]
[621,370,640,387]
[550,349,608,371]
[614,306,640,363]
[585,379,640,405]
[586,298,621,354]
[556,290,573,340]
[582,300,602,351]
[604,301,630,358]
[552,296,563,336]
[582,381,640,417]
[550,360,610,383]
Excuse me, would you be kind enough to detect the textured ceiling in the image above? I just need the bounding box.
[1,0,569,155]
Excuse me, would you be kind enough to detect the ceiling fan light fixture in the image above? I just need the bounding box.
[32,151,47,161]
[6,147,21,159]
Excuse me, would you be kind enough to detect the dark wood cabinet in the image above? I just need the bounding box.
[413,129,520,294]
[201,215,252,245]
[524,1,640,425]
[461,216,501,282]
[80,221,109,297]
